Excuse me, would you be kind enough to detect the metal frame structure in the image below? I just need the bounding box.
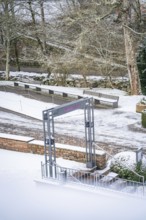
[43,97,95,178]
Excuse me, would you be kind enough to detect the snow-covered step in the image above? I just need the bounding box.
[121,186,137,194]
[72,171,85,179]
[67,175,81,183]
[109,179,127,190]
[98,172,118,184]
[91,167,110,178]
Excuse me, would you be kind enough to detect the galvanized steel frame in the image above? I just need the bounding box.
[43,97,95,178]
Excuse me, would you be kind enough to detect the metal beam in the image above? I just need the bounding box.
[50,97,90,117]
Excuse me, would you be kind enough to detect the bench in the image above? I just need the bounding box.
[83,90,119,108]
[13,81,84,101]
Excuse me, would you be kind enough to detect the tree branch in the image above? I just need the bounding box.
[123,24,146,36]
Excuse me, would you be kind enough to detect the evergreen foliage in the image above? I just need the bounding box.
[110,152,146,182]
[142,109,146,128]
[111,161,146,182]
[137,38,146,95]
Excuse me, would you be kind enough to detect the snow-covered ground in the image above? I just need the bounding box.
[0,149,146,220]
[0,75,146,149]
[1,71,146,219]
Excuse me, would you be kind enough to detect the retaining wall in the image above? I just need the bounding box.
[0,133,106,169]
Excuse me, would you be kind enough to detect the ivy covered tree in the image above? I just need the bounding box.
[137,38,146,95]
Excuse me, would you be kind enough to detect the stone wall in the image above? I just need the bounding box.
[0,133,34,153]
[0,133,106,169]
[29,141,106,169]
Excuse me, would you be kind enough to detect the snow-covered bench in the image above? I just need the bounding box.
[83,90,119,108]
[14,82,119,108]
[13,81,83,100]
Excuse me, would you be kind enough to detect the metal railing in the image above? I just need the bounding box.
[41,161,145,198]
[93,143,145,192]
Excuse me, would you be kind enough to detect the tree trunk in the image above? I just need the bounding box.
[123,26,141,95]
[40,0,47,54]
[5,1,10,80]
[5,37,10,80]
[122,0,142,95]
[28,0,44,53]
[14,40,20,71]
[10,1,20,71]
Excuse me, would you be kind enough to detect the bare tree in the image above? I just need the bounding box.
[10,0,20,71]
[46,0,126,83]
[0,0,143,92]
[54,0,145,93]
[0,0,22,79]
[0,0,11,80]
[39,0,47,54]
[27,0,44,53]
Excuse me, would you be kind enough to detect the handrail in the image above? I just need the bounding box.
[42,161,89,183]
[93,142,145,195]
[67,173,81,183]
[53,161,91,175]
[41,160,145,197]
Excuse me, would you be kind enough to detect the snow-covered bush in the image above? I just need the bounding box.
[140,97,146,105]
[110,151,146,182]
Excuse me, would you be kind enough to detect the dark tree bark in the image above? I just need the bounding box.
[124,26,141,94]
[10,1,20,71]
[14,40,20,71]
[28,0,44,53]
[39,0,47,54]
[5,0,10,80]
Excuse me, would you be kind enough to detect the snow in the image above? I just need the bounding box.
[92,87,127,96]
[29,139,44,146]
[1,71,146,219]
[0,90,57,120]
[111,151,146,170]
[56,143,105,155]
[0,149,146,220]
[0,133,34,142]
[56,157,89,171]
[0,109,42,133]
[0,80,14,86]
[1,71,47,78]
[16,81,85,96]
[0,73,146,149]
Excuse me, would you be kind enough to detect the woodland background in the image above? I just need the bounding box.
[0,0,146,94]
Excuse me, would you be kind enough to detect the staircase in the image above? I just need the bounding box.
[66,169,145,197]
[98,172,119,185]
[41,153,145,198]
